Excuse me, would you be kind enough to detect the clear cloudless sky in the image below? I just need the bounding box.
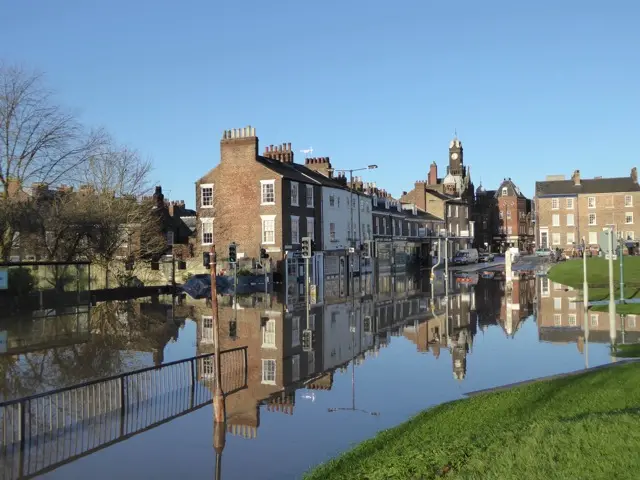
[2,0,639,204]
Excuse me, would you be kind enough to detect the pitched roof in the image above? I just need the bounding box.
[256,156,351,190]
[495,179,526,199]
[535,176,640,197]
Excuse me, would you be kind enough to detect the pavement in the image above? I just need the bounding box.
[434,255,552,275]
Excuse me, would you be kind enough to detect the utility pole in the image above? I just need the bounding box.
[209,245,226,424]
[608,228,616,345]
[582,237,589,342]
[619,232,625,303]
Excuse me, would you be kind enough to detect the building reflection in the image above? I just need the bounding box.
[535,276,640,344]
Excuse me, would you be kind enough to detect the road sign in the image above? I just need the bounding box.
[599,230,615,255]
[0,268,8,290]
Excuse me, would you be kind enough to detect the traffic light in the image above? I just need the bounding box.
[301,237,312,259]
[302,329,313,352]
[203,251,211,268]
[260,248,269,259]
[228,243,237,263]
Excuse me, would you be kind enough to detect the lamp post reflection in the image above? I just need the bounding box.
[213,417,226,480]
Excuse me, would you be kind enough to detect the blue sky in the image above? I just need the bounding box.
[2,0,638,204]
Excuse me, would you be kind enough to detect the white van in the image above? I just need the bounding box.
[452,248,479,265]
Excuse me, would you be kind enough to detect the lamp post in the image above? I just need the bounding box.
[329,165,378,297]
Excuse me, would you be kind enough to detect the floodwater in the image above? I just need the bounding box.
[0,272,628,480]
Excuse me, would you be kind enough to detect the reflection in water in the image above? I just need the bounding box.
[1,270,619,480]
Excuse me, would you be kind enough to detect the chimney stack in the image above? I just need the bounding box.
[428,162,438,185]
[221,125,259,164]
[153,185,165,208]
[304,157,332,178]
[263,142,294,164]
[572,169,581,186]
[632,167,638,184]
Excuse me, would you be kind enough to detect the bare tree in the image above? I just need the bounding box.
[0,63,106,259]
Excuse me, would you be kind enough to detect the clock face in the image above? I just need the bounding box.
[451,153,459,161]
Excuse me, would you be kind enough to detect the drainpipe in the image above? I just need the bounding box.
[430,238,442,281]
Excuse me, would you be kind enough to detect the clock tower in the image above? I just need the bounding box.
[448,137,463,176]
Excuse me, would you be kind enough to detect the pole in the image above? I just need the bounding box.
[582,237,589,343]
[305,256,310,330]
[349,170,354,296]
[608,229,616,345]
[210,245,226,424]
[619,233,625,303]
[213,419,226,480]
[444,237,449,291]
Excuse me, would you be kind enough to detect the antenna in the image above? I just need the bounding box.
[300,147,313,158]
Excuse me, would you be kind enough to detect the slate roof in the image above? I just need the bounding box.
[495,179,526,199]
[256,156,350,190]
[535,177,640,197]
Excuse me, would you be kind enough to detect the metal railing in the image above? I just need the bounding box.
[0,346,247,479]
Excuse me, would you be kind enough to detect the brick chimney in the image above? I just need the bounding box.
[153,185,165,208]
[428,162,438,185]
[221,125,258,165]
[169,200,186,217]
[632,167,638,184]
[334,172,348,187]
[263,143,294,164]
[571,169,581,186]
[304,157,332,177]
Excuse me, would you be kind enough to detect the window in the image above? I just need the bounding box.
[291,355,300,382]
[554,297,562,310]
[567,232,575,245]
[307,217,314,239]
[553,314,561,326]
[553,282,563,291]
[502,187,508,196]
[499,211,504,220]
[590,315,598,327]
[201,316,214,344]
[290,182,299,206]
[291,316,300,348]
[629,315,637,328]
[625,195,633,207]
[552,214,560,226]
[166,231,174,245]
[588,196,596,208]
[262,319,276,348]
[329,195,335,207]
[201,219,213,245]
[568,297,577,310]
[588,213,596,226]
[626,212,633,224]
[261,180,275,205]
[566,198,574,209]
[627,231,635,241]
[375,217,380,234]
[448,205,452,217]
[383,218,388,233]
[566,214,574,226]
[200,184,213,208]
[589,231,598,244]
[551,198,559,210]
[261,359,276,385]
[290,216,299,244]
[329,222,336,241]
[552,233,561,245]
[568,314,577,326]
[455,206,459,217]
[507,226,513,235]
[307,351,315,375]
[261,215,276,244]
[541,277,550,297]
[306,185,314,207]
[507,210,511,220]
[360,199,365,212]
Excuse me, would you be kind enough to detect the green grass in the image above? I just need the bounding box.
[613,344,640,358]
[548,257,640,314]
[305,363,640,480]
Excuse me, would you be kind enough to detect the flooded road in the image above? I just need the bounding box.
[0,272,629,479]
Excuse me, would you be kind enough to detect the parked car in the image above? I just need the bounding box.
[536,248,553,257]
[452,248,479,265]
[479,252,495,263]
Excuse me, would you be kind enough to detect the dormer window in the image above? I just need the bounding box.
[502,187,508,196]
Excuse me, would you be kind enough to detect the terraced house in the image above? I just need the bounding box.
[534,168,640,254]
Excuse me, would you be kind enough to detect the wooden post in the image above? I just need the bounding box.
[210,245,226,424]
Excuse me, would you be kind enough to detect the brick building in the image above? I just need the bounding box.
[472,183,498,250]
[401,137,475,253]
[493,178,534,253]
[534,168,640,253]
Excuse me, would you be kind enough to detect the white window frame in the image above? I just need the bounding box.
[551,198,559,210]
[625,212,633,225]
[291,316,300,348]
[590,314,598,327]
[307,217,314,239]
[552,232,561,246]
[553,314,561,326]
[625,195,633,207]
[290,182,299,207]
[261,214,276,245]
[628,315,636,328]
[568,297,577,310]
[589,231,598,245]
[566,198,574,209]
[261,359,276,385]
[329,222,336,241]
[627,231,635,241]
[306,184,314,207]
[201,218,214,245]
[290,215,300,244]
[507,226,513,235]
[502,187,508,196]
[552,214,560,227]
[588,196,596,209]
[566,214,574,227]
[568,314,577,327]
[588,213,596,226]
[567,232,575,245]
[554,297,562,310]
[262,319,277,349]
[200,183,214,208]
[201,316,214,344]
[260,179,276,205]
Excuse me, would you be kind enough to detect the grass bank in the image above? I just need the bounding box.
[547,257,640,314]
[613,344,640,358]
[305,363,640,480]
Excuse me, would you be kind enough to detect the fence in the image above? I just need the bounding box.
[0,346,247,479]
